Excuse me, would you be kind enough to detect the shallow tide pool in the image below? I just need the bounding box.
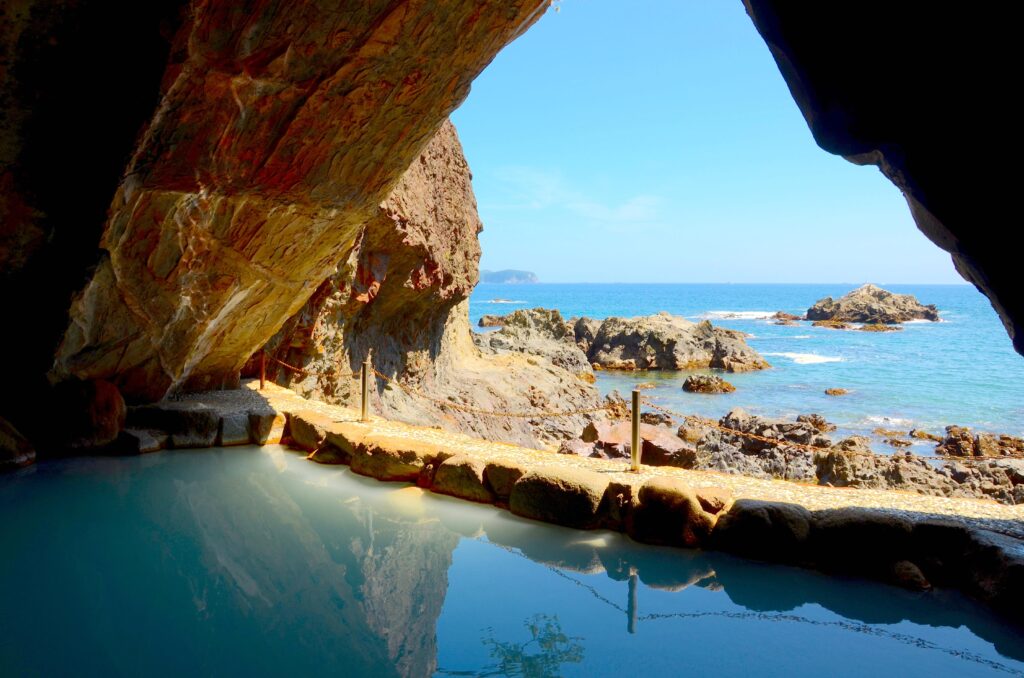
[2,446,1022,677]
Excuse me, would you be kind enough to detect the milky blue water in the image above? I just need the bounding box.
[470,283,1024,451]
[2,447,1022,676]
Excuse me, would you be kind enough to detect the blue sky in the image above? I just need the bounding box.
[450,1,964,284]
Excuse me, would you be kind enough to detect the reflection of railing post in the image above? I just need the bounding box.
[360,356,371,422]
[627,567,639,634]
[631,388,641,471]
[259,350,266,390]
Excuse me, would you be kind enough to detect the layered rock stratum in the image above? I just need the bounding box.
[259,124,599,449]
[806,284,940,324]
[1,0,549,413]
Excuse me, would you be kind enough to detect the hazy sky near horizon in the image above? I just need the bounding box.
[450,2,964,285]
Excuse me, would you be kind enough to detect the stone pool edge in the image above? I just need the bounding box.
[118,381,1023,623]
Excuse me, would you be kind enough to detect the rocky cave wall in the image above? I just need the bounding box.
[2,0,1021,458]
[259,119,600,449]
[1,0,549,406]
[744,0,1020,353]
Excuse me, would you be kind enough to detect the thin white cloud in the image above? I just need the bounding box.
[482,165,669,233]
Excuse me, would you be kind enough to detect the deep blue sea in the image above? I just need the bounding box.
[470,283,1024,451]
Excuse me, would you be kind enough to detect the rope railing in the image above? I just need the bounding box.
[255,350,1024,465]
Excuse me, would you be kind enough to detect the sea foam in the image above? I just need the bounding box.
[763,352,844,365]
[703,310,778,320]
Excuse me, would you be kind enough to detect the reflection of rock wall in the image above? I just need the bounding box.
[261,122,599,449]
[171,459,458,678]
[356,517,457,677]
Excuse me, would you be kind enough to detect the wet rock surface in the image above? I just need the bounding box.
[806,284,939,324]
[682,374,735,394]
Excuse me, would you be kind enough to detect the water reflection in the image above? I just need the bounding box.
[1,446,1022,677]
[438,615,584,677]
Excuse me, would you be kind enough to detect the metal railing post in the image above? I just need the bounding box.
[360,356,371,422]
[631,388,641,471]
[259,350,266,390]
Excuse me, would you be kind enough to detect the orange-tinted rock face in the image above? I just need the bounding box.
[45,0,547,401]
[260,120,601,448]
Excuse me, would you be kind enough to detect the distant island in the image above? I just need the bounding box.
[480,269,538,284]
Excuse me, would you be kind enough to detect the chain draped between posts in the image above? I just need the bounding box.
[371,368,616,419]
[640,397,1024,463]
[257,351,1024,465]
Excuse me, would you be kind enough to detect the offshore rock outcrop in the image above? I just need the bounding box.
[477,310,768,374]
[260,125,599,449]
[586,313,769,372]
[806,284,939,324]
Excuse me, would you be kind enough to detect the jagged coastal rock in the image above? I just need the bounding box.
[682,375,736,394]
[258,126,598,449]
[584,313,769,372]
[555,406,1024,505]
[935,426,1024,458]
[473,308,595,382]
[474,309,768,374]
[477,315,505,327]
[807,284,940,324]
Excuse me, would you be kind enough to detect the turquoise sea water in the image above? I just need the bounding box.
[2,447,1022,676]
[470,283,1024,450]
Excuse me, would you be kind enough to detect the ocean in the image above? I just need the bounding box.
[469,283,1024,452]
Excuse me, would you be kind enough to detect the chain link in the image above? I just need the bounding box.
[262,353,1024,460]
[372,368,613,419]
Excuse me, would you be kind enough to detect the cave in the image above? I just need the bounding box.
[2,0,1015,430]
[2,1,1022,667]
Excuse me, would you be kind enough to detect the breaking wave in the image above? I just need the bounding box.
[763,352,844,365]
[702,310,778,320]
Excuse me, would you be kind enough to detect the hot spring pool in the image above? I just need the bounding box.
[2,446,1022,676]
